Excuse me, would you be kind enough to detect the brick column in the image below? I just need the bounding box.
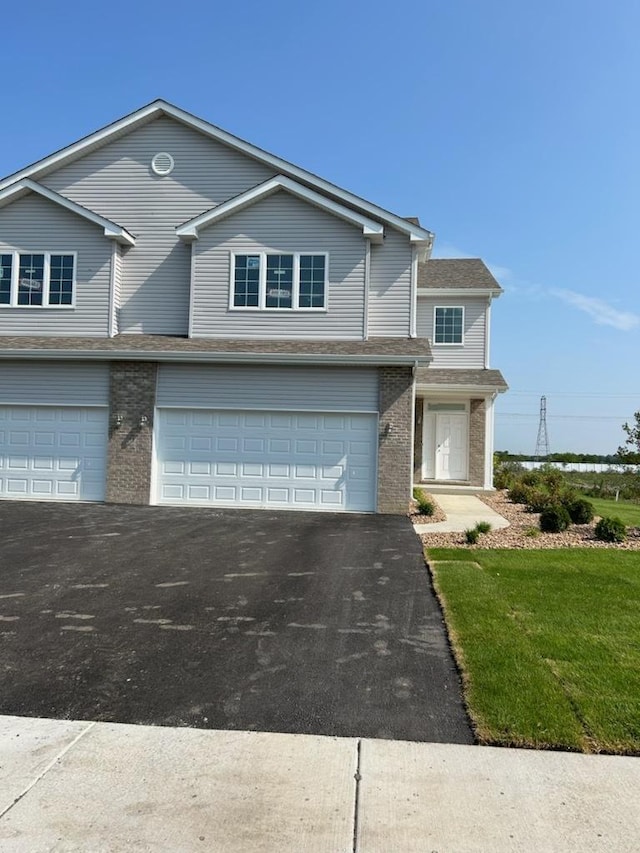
[468,398,486,487]
[413,397,423,480]
[377,366,414,514]
[106,361,157,505]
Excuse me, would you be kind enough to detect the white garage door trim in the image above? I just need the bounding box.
[0,405,109,503]
[152,407,378,513]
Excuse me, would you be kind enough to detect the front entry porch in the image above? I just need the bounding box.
[413,396,495,490]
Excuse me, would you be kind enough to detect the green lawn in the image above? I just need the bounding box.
[588,496,640,527]
[428,548,640,754]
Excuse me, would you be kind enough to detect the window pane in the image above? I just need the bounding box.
[266,254,293,309]
[298,255,325,308]
[434,307,463,343]
[18,254,44,306]
[233,255,260,307]
[49,254,74,306]
[0,254,12,304]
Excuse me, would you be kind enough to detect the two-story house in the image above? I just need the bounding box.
[0,100,506,514]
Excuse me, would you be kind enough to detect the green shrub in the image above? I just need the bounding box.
[521,470,543,487]
[539,467,565,494]
[594,516,627,543]
[525,487,553,513]
[539,504,571,533]
[412,488,435,516]
[475,521,492,534]
[493,461,523,490]
[524,526,540,538]
[508,482,531,505]
[465,527,480,545]
[566,498,595,525]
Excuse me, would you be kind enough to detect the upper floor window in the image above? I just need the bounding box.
[231,253,327,311]
[0,252,75,308]
[434,306,464,344]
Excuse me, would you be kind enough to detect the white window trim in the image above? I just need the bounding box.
[433,305,464,346]
[0,250,77,309]
[228,252,329,313]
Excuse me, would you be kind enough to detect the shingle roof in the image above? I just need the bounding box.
[418,259,503,292]
[416,367,508,390]
[0,334,431,364]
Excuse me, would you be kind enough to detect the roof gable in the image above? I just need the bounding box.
[176,176,384,243]
[0,100,432,249]
[0,179,135,245]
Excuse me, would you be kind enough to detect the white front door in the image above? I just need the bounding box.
[435,413,468,480]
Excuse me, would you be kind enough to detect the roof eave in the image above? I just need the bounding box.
[0,99,432,244]
[0,348,431,367]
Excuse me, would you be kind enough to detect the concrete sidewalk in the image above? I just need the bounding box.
[1,715,638,852]
[414,493,510,534]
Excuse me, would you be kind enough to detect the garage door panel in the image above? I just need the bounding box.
[156,408,377,512]
[0,407,107,503]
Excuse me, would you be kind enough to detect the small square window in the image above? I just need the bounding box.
[434,306,463,344]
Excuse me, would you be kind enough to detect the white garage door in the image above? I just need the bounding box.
[155,409,377,512]
[0,407,108,502]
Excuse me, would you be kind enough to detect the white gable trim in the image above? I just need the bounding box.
[0,100,431,248]
[176,176,385,243]
[0,179,136,246]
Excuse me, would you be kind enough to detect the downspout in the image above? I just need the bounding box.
[363,238,370,340]
[409,245,418,338]
[108,241,118,338]
[484,296,492,368]
[410,360,418,489]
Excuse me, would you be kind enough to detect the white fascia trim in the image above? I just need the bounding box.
[0,349,430,367]
[0,180,136,246]
[176,176,384,243]
[416,383,508,394]
[0,99,432,244]
[417,287,502,298]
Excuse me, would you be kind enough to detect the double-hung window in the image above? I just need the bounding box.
[434,306,464,344]
[231,253,327,311]
[0,252,76,307]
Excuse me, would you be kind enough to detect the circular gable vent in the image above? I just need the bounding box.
[151,152,175,176]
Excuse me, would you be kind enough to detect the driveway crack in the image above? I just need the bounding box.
[0,721,96,820]
[352,738,362,853]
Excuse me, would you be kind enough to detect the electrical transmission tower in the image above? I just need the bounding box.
[535,396,550,459]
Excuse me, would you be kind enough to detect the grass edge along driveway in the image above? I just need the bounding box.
[427,548,640,755]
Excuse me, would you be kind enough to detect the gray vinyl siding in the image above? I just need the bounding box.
[42,116,277,335]
[157,364,379,412]
[0,194,112,336]
[0,361,109,405]
[417,296,487,368]
[368,227,412,337]
[190,191,366,339]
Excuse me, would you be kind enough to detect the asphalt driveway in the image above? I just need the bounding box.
[0,502,472,743]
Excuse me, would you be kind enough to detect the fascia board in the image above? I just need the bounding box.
[176,176,384,242]
[0,99,432,243]
[0,348,431,367]
[417,287,502,298]
[0,180,135,245]
[416,382,508,394]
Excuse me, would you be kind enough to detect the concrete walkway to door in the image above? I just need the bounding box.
[414,493,510,534]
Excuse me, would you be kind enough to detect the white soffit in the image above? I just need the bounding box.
[175,176,385,242]
[0,179,136,245]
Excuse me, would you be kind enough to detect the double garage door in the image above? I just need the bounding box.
[0,363,379,512]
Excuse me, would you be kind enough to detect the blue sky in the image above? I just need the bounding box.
[1,0,638,454]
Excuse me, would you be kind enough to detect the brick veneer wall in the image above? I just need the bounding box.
[106,361,157,504]
[468,398,486,487]
[413,398,423,480]
[377,366,414,514]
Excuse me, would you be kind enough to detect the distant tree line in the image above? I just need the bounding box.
[495,451,640,464]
